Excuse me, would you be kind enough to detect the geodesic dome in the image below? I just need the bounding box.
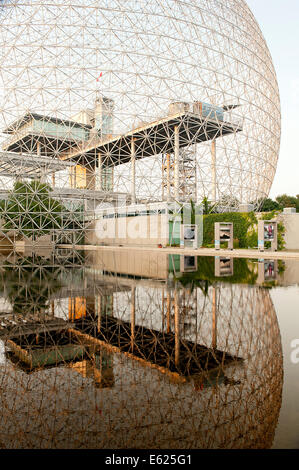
[0,0,280,213]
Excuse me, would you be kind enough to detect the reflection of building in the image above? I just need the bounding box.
[70,349,114,389]
[215,257,234,277]
[6,329,115,389]
[277,260,299,286]
[7,330,85,369]
[0,257,283,449]
[86,249,172,280]
[0,313,71,340]
[80,280,283,449]
[180,256,198,273]
[71,297,241,381]
[257,260,278,285]
[69,297,97,321]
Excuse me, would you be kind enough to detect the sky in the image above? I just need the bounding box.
[246,0,298,199]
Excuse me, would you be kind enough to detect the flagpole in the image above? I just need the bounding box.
[96,72,103,102]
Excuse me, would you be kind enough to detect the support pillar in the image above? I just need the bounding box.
[174,289,180,368]
[131,137,136,204]
[131,286,136,352]
[98,154,102,191]
[97,296,102,332]
[37,143,47,183]
[161,288,165,331]
[211,140,216,203]
[166,153,171,202]
[70,166,75,189]
[162,164,165,201]
[174,126,180,201]
[166,290,171,334]
[212,287,217,350]
[40,172,47,183]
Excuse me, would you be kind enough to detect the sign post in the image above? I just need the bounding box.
[258,220,278,252]
[180,224,198,249]
[214,222,233,250]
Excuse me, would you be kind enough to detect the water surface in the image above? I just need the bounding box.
[0,250,298,449]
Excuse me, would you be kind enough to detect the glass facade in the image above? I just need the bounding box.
[33,119,90,141]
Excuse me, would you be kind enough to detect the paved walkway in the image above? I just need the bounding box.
[57,244,299,261]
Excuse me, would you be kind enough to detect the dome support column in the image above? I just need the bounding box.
[174,125,180,201]
[131,137,136,204]
[211,139,217,203]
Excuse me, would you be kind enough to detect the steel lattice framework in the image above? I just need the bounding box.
[0,256,283,449]
[0,0,281,244]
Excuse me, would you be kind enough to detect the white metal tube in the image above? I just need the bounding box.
[131,286,136,351]
[174,288,180,367]
[166,153,171,202]
[212,286,217,349]
[174,126,179,201]
[131,137,136,204]
[98,153,102,191]
[211,139,216,202]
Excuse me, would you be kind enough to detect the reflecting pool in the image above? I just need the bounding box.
[0,249,298,449]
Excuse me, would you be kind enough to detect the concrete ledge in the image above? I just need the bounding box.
[56,244,299,260]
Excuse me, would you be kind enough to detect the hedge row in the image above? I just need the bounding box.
[202,212,257,248]
[176,256,258,286]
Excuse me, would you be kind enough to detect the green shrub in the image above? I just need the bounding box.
[175,256,258,286]
[245,230,258,248]
[277,222,286,251]
[202,212,257,248]
[202,211,286,251]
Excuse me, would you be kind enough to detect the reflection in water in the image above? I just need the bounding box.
[215,257,234,277]
[0,252,284,448]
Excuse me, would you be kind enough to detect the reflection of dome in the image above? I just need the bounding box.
[0,0,280,206]
[0,273,283,449]
[92,283,283,449]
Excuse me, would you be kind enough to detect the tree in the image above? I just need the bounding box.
[0,257,62,314]
[276,194,299,212]
[259,198,281,212]
[0,180,66,239]
[201,197,216,215]
[217,194,239,209]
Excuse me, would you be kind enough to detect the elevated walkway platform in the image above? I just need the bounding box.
[61,111,242,165]
[52,187,130,203]
[0,151,74,178]
[71,317,242,382]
